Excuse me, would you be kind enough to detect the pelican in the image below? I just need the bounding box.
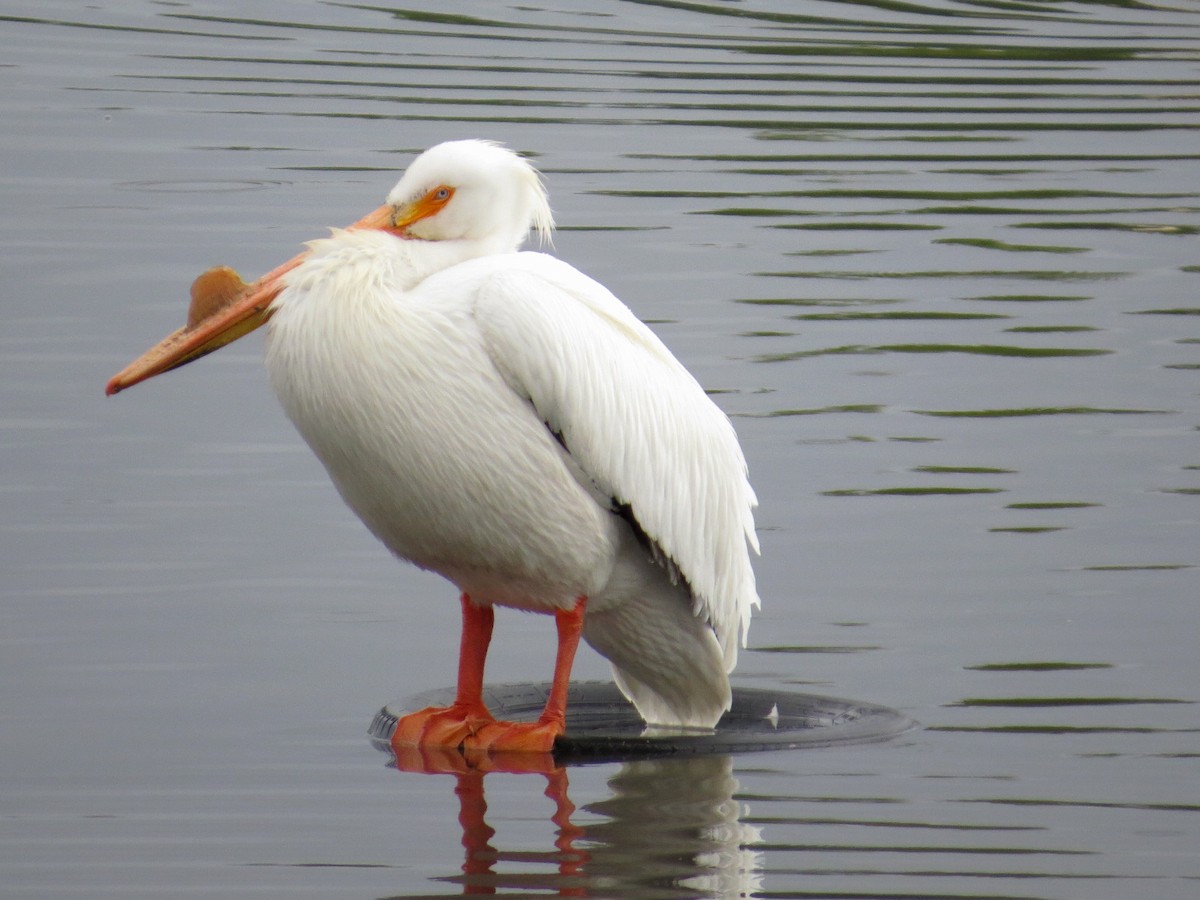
[107,140,760,752]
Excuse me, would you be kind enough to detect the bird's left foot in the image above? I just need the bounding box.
[464,714,566,753]
[391,702,495,750]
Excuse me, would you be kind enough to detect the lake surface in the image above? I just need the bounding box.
[3,1,1198,897]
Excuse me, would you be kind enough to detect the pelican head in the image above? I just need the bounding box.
[387,140,554,253]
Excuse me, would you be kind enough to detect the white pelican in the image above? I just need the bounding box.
[107,140,760,753]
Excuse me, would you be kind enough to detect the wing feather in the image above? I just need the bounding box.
[469,253,759,668]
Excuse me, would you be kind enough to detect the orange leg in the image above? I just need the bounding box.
[392,593,497,750]
[465,597,587,753]
[452,769,498,893]
[547,768,589,893]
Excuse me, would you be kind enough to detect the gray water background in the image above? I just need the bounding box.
[2,1,1198,897]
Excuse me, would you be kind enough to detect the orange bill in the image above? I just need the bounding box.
[104,203,397,396]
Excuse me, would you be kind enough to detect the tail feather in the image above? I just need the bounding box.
[584,585,732,729]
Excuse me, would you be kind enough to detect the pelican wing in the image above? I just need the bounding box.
[468,253,759,668]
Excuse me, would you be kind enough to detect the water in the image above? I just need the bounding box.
[2,1,1198,897]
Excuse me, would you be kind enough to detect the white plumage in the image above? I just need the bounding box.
[108,140,760,739]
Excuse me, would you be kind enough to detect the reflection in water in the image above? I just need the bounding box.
[391,749,762,898]
[586,757,763,899]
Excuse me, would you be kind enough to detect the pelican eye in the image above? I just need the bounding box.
[433,187,451,201]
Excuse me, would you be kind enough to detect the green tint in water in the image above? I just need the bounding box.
[934,237,1089,253]
[915,406,1174,417]
[755,344,1111,363]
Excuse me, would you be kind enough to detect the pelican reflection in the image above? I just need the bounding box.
[390,747,763,898]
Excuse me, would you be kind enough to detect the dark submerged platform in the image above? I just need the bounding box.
[370,682,915,763]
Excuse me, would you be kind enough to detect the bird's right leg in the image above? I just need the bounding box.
[391,593,497,749]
